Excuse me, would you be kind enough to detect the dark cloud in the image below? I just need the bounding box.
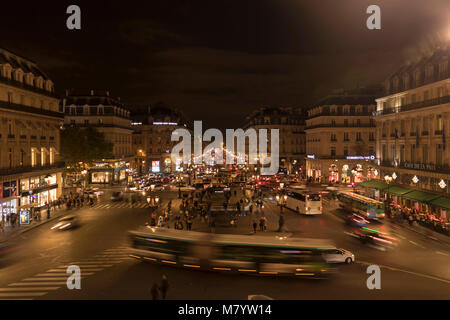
[0,0,449,129]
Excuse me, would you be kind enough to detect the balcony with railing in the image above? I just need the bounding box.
[374,94,450,116]
[305,123,375,130]
[0,161,65,176]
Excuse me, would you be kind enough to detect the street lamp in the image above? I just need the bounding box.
[384,175,392,202]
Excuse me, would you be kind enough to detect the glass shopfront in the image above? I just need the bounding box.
[0,199,18,221]
[20,174,58,207]
[91,171,112,184]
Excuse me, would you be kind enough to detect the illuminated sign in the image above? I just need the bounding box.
[346,155,375,160]
[307,155,315,159]
[151,161,160,173]
[153,122,178,126]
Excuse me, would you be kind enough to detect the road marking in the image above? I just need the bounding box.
[356,261,450,284]
[0,287,60,292]
[9,282,67,286]
[408,240,426,249]
[436,251,449,256]
[46,268,103,272]
[0,292,47,297]
[35,273,94,277]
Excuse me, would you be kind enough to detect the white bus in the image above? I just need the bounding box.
[284,190,322,215]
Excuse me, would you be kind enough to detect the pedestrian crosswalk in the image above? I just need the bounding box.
[0,246,133,300]
[90,202,150,209]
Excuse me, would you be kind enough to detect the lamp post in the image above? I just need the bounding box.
[384,175,392,203]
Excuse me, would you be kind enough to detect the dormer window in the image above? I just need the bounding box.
[425,64,434,81]
[403,74,410,90]
[393,76,399,92]
[415,70,421,87]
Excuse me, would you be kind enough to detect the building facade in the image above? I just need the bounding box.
[131,103,191,174]
[0,48,63,223]
[374,46,450,194]
[305,90,378,183]
[63,90,133,184]
[243,107,306,175]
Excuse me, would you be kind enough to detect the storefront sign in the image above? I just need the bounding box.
[307,155,315,159]
[403,162,436,171]
[346,155,375,160]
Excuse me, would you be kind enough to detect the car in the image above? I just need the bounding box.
[111,191,124,201]
[50,215,80,231]
[348,227,399,250]
[323,248,355,264]
[346,213,370,227]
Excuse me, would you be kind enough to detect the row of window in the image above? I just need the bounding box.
[0,64,54,92]
[381,144,444,166]
[381,85,448,110]
[2,90,56,110]
[0,147,56,169]
[387,60,448,93]
[381,115,444,136]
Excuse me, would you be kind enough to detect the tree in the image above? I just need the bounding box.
[61,125,113,172]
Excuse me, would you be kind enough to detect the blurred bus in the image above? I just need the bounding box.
[337,191,385,220]
[284,190,322,215]
[129,227,335,278]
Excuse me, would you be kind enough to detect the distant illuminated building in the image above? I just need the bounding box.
[131,102,192,174]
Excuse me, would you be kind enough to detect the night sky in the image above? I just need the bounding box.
[1,0,449,128]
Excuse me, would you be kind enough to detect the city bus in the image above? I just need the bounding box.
[284,190,323,215]
[337,191,385,220]
[128,227,335,277]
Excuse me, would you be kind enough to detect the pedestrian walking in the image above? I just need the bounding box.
[160,275,169,299]
[259,217,265,232]
[252,220,257,233]
[151,283,160,300]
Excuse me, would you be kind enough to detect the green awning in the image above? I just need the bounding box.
[402,190,441,203]
[430,197,450,210]
[358,180,388,190]
[386,185,412,196]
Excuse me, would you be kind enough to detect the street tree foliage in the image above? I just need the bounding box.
[61,125,113,171]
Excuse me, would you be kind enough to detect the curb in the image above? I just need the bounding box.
[388,220,450,246]
[0,207,82,243]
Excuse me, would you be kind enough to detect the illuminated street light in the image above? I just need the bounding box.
[412,175,419,184]
[439,179,447,189]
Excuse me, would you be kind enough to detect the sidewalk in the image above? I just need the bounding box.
[326,197,450,246]
[0,204,87,243]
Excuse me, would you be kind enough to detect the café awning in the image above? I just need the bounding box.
[402,190,441,203]
[430,197,450,210]
[386,185,412,196]
[358,180,388,190]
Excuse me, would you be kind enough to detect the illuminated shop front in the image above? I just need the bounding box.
[0,180,18,221]
[90,169,113,184]
[329,164,339,183]
[164,158,172,173]
[19,174,58,207]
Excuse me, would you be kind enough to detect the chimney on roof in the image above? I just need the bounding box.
[65,89,69,97]
[106,91,110,97]
[90,90,94,96]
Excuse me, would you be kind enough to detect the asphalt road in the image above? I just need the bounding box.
[0,187,449,300]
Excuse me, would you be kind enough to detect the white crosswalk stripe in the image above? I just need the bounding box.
[0,246,133,299]
[0,292,47,298]
[0,287,60,292]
